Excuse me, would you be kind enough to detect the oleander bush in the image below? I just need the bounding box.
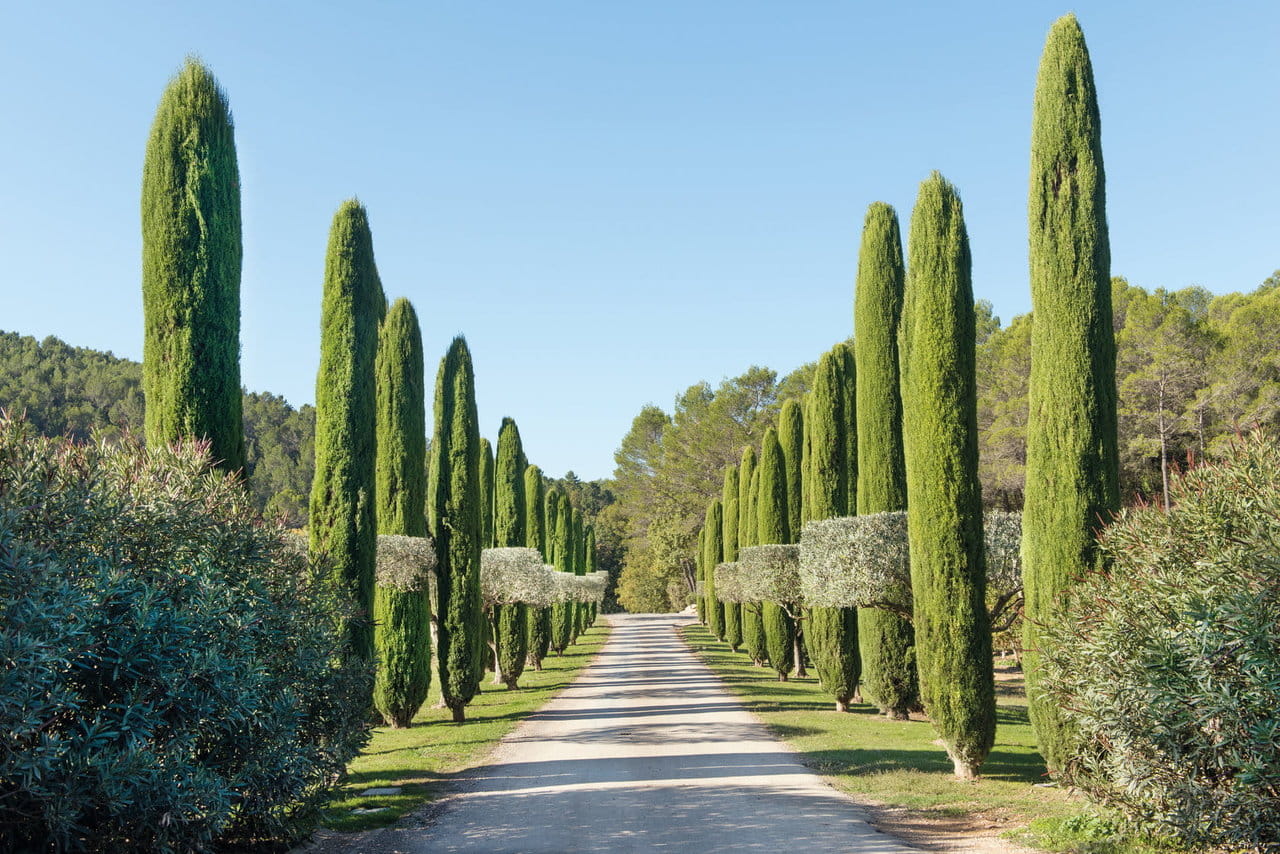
[1041,431,1280,850]
[0,419,370,853]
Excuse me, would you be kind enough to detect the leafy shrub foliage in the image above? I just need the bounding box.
[1041,432,1280,849]
[0,420,370,852]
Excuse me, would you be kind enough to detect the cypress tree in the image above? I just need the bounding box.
[702,500,724,639]
[549,491,573,654]
[524,465,552,670]
[141,58,244,473]
[720,466,741,648]
[493,418,528,688]
[372,298,430,728]
[738,447,766,665]
[479,438,495,548]
[757,428,795,681]
[584,525,598,627]
[900,172,994,779]
[309,200,383,662]
[803,348,860,709]
[428,336,483,723]
[854,202,919,721]
[1024,13,1120,774]
[570,505,585,642]
[778,400,805,541]
[744,464,767,665]
[837,344,859,515]
[696,527,707,624]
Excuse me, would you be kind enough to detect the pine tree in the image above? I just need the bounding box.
[428,336,483,722]
[309,200,384,662]
[549,491,573,654]
[901,172,995,779]
[524,464,552,670]
[854,202,919,720]
[142,58,244,474]
[1024,13,1120,774]
[757,428,795,681]
[372,298,430,727]
[804,347,860,709]
[493,418,528,688]
[720,466,741,648]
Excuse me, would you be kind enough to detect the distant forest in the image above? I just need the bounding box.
[0,332,314,526]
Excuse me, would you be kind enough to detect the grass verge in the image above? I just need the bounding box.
[680,623,1171,853]
[322,621,610,833]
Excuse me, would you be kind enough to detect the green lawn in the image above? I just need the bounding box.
[680,622,1170,853]
[322,622,610,832]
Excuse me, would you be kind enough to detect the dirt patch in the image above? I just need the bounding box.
[864,802,1041,854]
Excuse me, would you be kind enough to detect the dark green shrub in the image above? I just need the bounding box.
[0,420,369,852]
[1041,432,1280,849]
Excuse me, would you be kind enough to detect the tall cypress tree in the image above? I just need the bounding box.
[901,173,994,779]
[696,527,708,624]
[837,343,859,515]
[778,400,805,541]
[1024,13,1119,774]
[738,447,766,665]
[309,200,383,662]
[570,505,585,642]
[428,336,483,722]
[702,499,724,639]
[720,465,741,648]
[854,202,919,720]
[804,347,860,709]
[493,418,528,688]
[479,438,495,548]
[584,525,598,626]
[142,58,244,474]
[549,491,573,654]
[757,428,795,681]
[372,298,430,727]
[524,464,552,670]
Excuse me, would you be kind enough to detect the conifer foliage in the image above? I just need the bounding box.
[702,499,724,639]
[901,173,995,779]
[720,465,742,648]
[1023,13,1120,774]
[372,298,430,727]
[142,58,244,473]
[854,202,919,720]
[309,200,384,662]
[803,346,860,709]
[493,418,529,688]
[757,428,795,681]
[428,337,483,722]
[524,464,552,669]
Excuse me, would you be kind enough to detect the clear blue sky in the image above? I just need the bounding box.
[4,2,1277,481]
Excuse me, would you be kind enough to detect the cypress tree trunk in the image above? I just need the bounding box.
[493,417,528,688]
[549,491,573,654]
[523,465,552,670]
[757,428,794,681]
[309,200,383,663]
[428,336,483,723]
[372,298,431,727]
[804,348,860,709]
[720,465,740,648]
[854,202,919,721]
[901,173,995,779]
[142,59,244,474]
[1024,13,1119,775]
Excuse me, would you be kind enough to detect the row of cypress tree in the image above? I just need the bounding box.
[139,58,599,730]
[697,13,1115,780]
